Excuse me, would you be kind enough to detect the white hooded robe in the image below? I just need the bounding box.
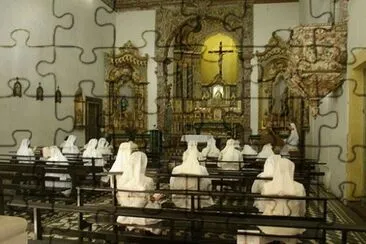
[16,138,34,164]
[218,139,243,170]
[61,135,80,155]
[116,152,161,234]
[257,143,275,159]
[201,138,221,158]
[44,146,72,194]
[170,152,214,209]
[258,158,306,243]
[241,144,257,156]
[283,123,299,152]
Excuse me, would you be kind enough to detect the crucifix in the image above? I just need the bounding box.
[208,41,234,77]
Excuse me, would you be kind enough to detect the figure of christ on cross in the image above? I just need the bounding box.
[208,41,234,78]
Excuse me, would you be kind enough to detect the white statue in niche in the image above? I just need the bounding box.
[213,84,224,99]
[271,74,288,116]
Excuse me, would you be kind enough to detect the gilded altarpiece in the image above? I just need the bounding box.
[155,2,253,144]
[256,36,309,137]
[257,23,347,146]
[104,41,148,135]
[286,24,347,117]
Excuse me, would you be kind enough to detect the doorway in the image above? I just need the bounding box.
[85,97,103,142]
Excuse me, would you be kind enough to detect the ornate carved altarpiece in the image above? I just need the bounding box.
[256,23,347,147]
[104,41,148,136]
[256,35,309,138]
[154,2,253,145]
[286,24,347,117]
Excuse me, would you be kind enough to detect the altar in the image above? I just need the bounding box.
[159,30,251,147]
[180,134,213,143]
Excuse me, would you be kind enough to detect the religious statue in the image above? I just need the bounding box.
[214,90,223,99]
[208,41,234,79]
[283,122,299,152]
[271,75,288,116]
[120,96,129,112]
[165,83,172,102]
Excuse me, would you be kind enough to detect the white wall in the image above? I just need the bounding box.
[299,0,333,24]
[115,10,157,130]
[305,89,348,197]
[303,0,350,196]
[251,3,299,135]
[0,0,115,152]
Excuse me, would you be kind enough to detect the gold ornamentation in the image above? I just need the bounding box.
[286,24,347,117]
[155,4,253,135]
[105,41,149,133]
[256,34,309,137]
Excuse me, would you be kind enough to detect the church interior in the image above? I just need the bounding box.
[1,0,366,243]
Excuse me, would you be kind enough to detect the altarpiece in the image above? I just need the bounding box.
[104,41,149,141]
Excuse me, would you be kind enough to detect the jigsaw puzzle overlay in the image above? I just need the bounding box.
[0,0,365,243]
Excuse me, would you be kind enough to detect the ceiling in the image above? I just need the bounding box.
[101,0,298,11]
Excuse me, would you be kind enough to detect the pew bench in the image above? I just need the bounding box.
[0,160,105,214]
[7,199,329,244]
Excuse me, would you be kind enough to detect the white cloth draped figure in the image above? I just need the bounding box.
[83,139,104,167]
[61,135,80,155]
[241,144,257,156]
[284,123,299,152]
[97,138,112,155]
[218,139,243,170]
[60,136,68,149]
[258,158,306,242]
[201,138,220,158]
[45,146,72,195]
[116,152,161,234]
[170,152,214,209]
[257,143,275,159]
[16,138,34,164]
[182,141,203,162]
[234,140,241,150]
[83,138,108,183]
[252,155,281,211]
[109,142,136,188]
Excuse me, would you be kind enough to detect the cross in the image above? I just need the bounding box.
[208,41,234,77]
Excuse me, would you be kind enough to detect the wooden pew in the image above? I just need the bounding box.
[163,157,324,197]
[0,157,105,210]
[0,154,341,243]
[6,184,337,243]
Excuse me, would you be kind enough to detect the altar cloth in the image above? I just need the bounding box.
[180,135,213,143]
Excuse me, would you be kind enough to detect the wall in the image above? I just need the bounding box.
[344,0,366,198]
[115,10,157,130]
[0,0,115,152]
[302,0,349,197]
[251,2,299,135]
